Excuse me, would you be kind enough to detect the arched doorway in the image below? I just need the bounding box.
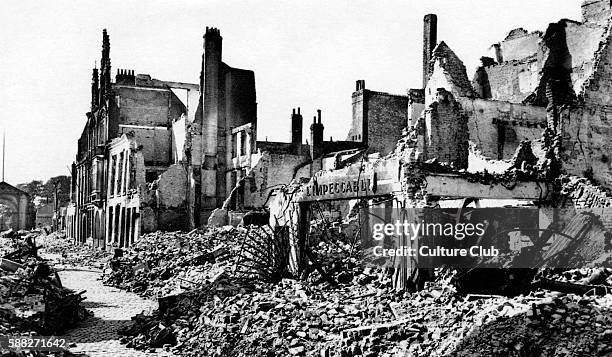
[0,203,14,231]
[80,214,87,244]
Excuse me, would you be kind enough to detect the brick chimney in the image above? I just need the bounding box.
[423,14,438,88]
[310,110,324,159]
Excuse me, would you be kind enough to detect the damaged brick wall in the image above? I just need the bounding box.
[118,127,172,166]
[582,0,612,25]
[484,60,539,103]
[424,89,468,169]
[497,28,542,63]
[365,91,409,156]
[565,21,606,93]
[115,86,185,127]
[561,177,612,230]
[481,20,605,105]
[562,21,612,188]
[246,151,313,208]
[425,41,474,104]
[458,98,547,159]
[349,85,409,156]
[153,164,189,231]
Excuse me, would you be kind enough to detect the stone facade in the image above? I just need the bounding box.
[0,181,32,231]
[67,30,199,248]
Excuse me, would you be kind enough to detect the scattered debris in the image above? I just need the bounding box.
[0,232,90,336]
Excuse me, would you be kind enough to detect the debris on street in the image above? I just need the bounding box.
[96,222,612,357]
[0,232,90,336]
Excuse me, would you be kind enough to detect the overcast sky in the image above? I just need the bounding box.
[0,0,582,184]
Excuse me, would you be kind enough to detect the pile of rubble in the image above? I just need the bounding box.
[37,232,110,270]
[166,268,612,356]
[99,221,612,356]
[0,231,90,336]
[102,227,248,298]
[1,229,41,260]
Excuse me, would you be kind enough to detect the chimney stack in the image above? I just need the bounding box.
[310,110,324,159]
[355,80,365,91]
[291,107,303,145]
[423,14,438,88]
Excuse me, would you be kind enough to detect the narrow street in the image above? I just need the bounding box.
[58,269,176,357]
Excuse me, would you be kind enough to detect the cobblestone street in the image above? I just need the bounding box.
[58,269,176,357]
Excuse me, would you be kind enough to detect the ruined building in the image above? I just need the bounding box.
[68,27,261,247]
[66,27,366,246]
[69,0,612,256]
[234,107,363,212]
[264,0,612,289]
[65,29,201,247]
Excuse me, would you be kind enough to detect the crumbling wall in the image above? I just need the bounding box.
[154,164,189,231]
[424,89,468,169]
[156,164,188,208]
[563,23,612,187]
[561,177,612,230]
[566,21,606,94]
[425,42,474,105]
[118,127,172,166]
[408,89,425,126]
[140,207,157,233]
[115,86,184,127]
[582,0,612,25]
[484,60,539,103]
[458,98,546,159]
[246,151,312,208]
[498,28,542,63]
[481,19,605,104]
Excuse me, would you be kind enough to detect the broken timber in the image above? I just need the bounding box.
[293,158,551,203]
[285,157,552,285]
